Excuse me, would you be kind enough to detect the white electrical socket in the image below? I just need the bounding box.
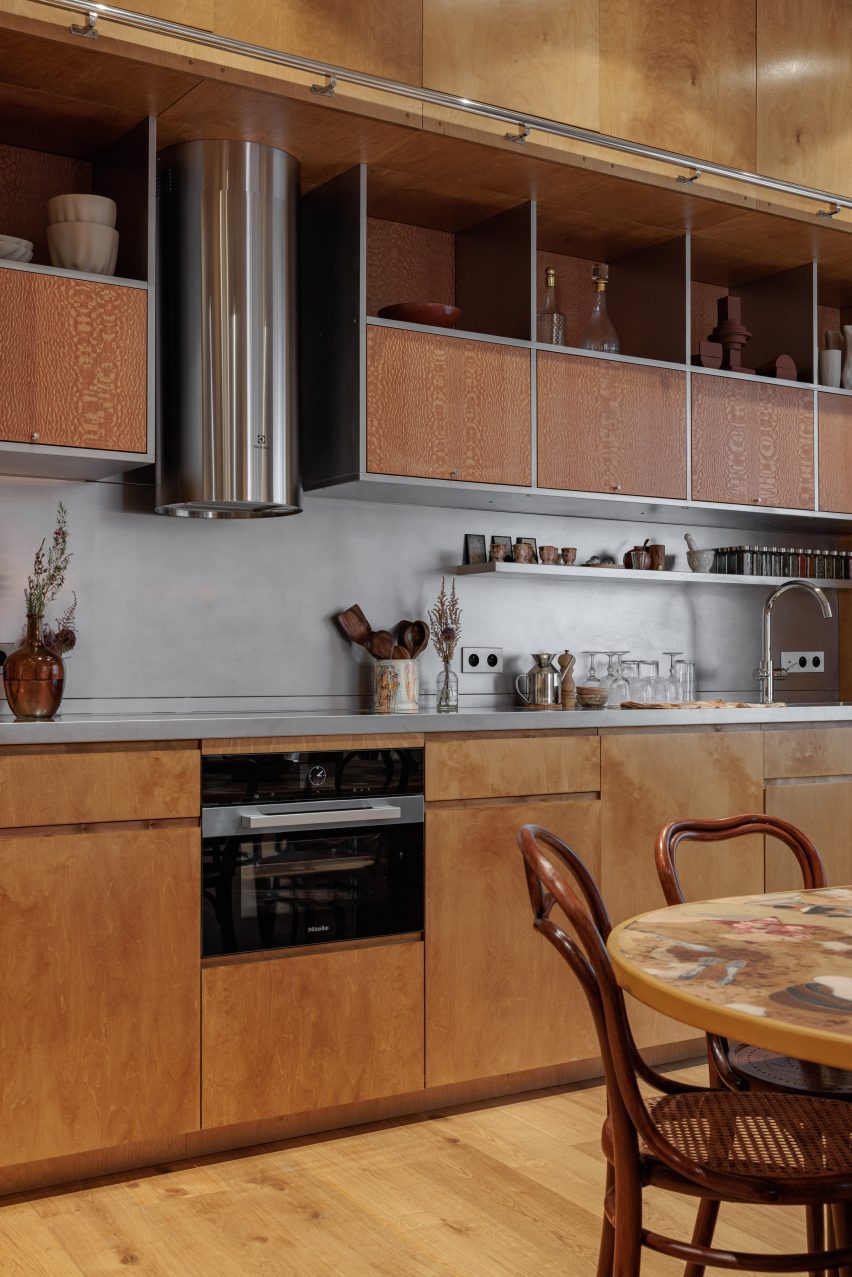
[461,646,503,673]
[780,650,825,672]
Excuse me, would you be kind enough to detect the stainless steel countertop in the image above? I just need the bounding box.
[0,703,851,745]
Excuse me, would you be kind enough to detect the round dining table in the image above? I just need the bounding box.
[608,886,852,1070]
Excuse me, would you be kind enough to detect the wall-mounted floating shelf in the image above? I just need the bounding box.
[454,561,852,589]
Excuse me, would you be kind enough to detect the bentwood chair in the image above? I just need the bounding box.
[518,822,852,1276]
[656,815,852,1099]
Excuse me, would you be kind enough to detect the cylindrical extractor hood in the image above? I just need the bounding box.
[155,139,301,517]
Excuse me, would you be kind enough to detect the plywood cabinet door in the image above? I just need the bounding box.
[537,352,686,498]
[599,0,757,172]
[422,0,599,132]
[818,392,852,514]
[765,780,852,893]
[367,326,531,485]
[0,826,199,1166]
[601,730,764,1047]
[0,270,147,453]
[202,941,424,1127]
[757,0,852,197]
[215,0,422,83]
[426,797,600,1087]
[691,373,814,509]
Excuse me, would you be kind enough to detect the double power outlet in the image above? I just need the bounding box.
[461,646,504,673]
[780,650,824,673]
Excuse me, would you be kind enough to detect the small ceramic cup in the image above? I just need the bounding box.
[539,545,558,564]
[512,542,534,564]
[489,541,509,562]
[820,349,842,388]
[647,543,666,571]
[560,547,577,565]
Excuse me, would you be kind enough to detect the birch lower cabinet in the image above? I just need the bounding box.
[0,746,201,1170]
[8,724,852,1196]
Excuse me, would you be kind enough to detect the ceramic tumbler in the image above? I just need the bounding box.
[820,348,842,388]
[539,545,558,564]
[373,659,418,714]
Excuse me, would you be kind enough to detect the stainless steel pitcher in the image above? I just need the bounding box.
[515,652,562,709]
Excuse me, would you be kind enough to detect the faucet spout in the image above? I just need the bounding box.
[759,580,833,705]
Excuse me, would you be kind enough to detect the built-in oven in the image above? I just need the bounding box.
[201,748,424,957]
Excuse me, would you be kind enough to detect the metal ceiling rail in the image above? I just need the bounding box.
[29,0,852,218]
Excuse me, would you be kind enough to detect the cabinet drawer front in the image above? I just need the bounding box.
[691,374,814,509]
[765,779,852,891]
[426,734,600,800]
[764,728,852,779]
[366,326,531,485]
[426,797,600,1085]
[537,352,686,498]
[202,941,424,1126]
[0,748,199,826]
[0,270,147,453]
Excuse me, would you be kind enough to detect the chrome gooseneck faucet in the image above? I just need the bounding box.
[758,580,832,704]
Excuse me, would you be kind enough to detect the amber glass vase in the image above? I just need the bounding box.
[3,614,65,720]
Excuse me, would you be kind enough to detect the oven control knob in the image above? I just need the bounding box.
[308,765,327,789]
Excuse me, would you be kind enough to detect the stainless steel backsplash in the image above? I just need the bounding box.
[0,474,840,712]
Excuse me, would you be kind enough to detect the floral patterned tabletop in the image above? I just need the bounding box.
[608,888,852,1070]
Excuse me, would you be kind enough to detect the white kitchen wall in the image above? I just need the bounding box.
[0,473,839,713]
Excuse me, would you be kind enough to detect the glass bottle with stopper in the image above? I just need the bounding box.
[537,267,566,346]
[581,262,620,354]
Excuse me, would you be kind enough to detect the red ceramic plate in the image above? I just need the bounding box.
[377,302,461,328]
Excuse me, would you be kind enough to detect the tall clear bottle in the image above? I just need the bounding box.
[581,262,620,353]
[537,267,566,346]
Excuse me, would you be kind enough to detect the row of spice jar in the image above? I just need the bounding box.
[714,547,852,579]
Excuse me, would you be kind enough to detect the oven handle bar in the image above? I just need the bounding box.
[240,804,402,830]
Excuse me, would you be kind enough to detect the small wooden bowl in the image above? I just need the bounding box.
[576,685,609,709]
[377,302,461,328]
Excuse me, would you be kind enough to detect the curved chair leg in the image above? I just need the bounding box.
[612,1179,643,1277]
[683,1198,720,1277]
[597,1166,614,1277]
[806,1202,829,1277]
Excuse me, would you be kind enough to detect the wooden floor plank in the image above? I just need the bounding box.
[0,1067,836,1276]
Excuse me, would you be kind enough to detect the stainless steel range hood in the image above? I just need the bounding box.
[155,140,301,518]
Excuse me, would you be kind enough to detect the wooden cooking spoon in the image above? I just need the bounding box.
[397,619,429,659]
[365,629,395,660]
[334,604,371,646]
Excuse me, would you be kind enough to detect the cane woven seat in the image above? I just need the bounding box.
[646,1090,852,1179]
[727,1042,852,1097]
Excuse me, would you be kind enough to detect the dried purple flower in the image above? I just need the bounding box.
[24,503,73,620]
[43,593,78,656]
[429,578,462,666]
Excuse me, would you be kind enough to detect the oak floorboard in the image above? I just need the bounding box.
[0,1066,828,1276]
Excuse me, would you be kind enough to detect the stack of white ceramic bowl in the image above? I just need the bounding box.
[0,234,34,263]
[46,194,118,276]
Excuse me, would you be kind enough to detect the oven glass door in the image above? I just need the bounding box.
[202,819,423,956]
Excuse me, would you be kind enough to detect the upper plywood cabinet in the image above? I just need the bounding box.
[213,0,422,82]
[599,0,757,172]
[422,0,600,131]
[756,0,852,197]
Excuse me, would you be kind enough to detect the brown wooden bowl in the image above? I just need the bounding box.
[377,302,461,328]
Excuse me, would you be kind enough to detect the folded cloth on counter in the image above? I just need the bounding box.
[619,699,786,710]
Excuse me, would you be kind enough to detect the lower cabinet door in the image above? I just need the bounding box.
[765,780,852,891]
[0,826,200,1166]
[201,940,425,1127]
[426,797,601,1087]
[601,730,764,1048]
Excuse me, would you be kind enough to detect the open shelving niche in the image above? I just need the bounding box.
[455,561,852,589]
[0,115,155,479]
[301,159,852,529]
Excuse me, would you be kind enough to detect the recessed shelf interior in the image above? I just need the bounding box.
[0,127,152,285]
[365,174,533,340]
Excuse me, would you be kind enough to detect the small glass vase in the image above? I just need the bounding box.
[436,663,458,713]
[3,614,65,720]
